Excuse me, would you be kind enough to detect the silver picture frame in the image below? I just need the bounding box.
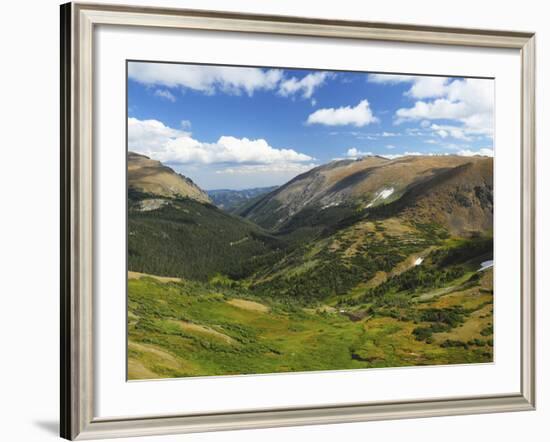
[60,2,536,439]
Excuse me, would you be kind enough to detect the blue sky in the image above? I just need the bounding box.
[128,61,494,190]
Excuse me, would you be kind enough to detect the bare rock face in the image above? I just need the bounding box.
[128,152,211,204]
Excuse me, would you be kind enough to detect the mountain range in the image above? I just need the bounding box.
[207,186,278,212]
[128,151,493,302]
[238,155,493,236]
[127,150,494,378]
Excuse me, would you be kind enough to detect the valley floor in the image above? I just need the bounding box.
[127,266,493,379]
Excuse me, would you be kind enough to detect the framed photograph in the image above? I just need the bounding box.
[60,2,536,440]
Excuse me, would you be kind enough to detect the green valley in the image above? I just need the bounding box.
[127,152,494,380]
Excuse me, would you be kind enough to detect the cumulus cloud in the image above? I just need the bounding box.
[129,63,334,100]
[346,147,374,158]
[369,74,449,99]
[395,78,494,140]
[278,72,331,99]
[128,117,313,169]
[154,89,176,102]
[406,77,449,99]
[306,100,378,127]
[369,74,494,142]
[430,123,472,141]
[128,117,188,151]
[128,62,283,96]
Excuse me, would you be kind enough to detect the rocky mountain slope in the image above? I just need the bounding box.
[239,155,493,236]
[128,152,211,203]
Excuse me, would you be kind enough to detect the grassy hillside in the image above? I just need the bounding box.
[128,264,493,379]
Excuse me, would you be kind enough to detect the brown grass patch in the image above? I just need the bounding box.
[227,298,269,313]
[127,358,157,380]
[128,271,182,283]
[169,320,235,344]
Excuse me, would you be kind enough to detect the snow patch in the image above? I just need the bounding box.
[479,260,494,272]
[321,201,341,210]
[379,188,395,199]
[366,187,395,208]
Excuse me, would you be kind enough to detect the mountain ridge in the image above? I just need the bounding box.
[128,151,211,203]
[207,186,278,212]
[239,154,493,236]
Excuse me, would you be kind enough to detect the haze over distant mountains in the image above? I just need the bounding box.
[207,186,278,212]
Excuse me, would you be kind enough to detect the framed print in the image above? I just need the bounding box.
[60,2,536,440]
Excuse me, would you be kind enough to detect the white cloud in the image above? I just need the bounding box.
[180,120,192,130]
[307,100,378,127]
[129,63,333,100]
[346,147,374,158]
[381,148,493,160]
[128,117,313,168]
[395,78,494,140]
[369,75,494,142]
[430,123,471,141]
[457,148,494,157]
[425,140,468,151]
[381,151,427,160]
[350,131,402,140]
[278,72,331,99]
[216,163,317,175]
[154,89,176,102]
[407,77,449,99]
[128,62,283,96]
[128,117,188,151]
[369,74,449,99]
[368,74,415,84]
[386,144,396,149]
[396,99,468,121]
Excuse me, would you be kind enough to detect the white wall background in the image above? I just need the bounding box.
[0,0,546,441]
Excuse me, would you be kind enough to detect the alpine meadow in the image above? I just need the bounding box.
[127,62,494,380]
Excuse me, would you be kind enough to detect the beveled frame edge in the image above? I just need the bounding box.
[60,2,536,440]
